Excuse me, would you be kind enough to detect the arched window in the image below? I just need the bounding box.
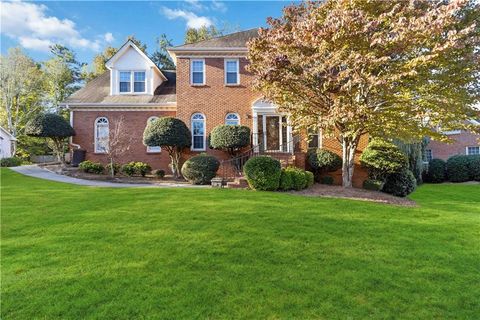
[225,113,240,126]
[191,113,206,151]
[146,116,161,153]
[94,117,109,153]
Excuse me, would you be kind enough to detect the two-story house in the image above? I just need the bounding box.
[62,29,368,186]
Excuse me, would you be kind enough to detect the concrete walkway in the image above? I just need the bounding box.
[10,165,207,188]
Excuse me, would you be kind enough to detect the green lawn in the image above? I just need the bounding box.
[1,169,479,319]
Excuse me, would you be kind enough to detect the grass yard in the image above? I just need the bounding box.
[1,169,479,319]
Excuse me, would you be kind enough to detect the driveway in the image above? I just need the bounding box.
[9,165,207,188]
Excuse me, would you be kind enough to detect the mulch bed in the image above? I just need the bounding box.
[290,183,417,207]
[41,164,190,185]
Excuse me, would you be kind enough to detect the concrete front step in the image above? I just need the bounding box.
[226,177,249,189]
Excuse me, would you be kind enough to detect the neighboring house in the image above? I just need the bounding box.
[425,120,480,161]
[62,30,368,186]
[0,126,16,159]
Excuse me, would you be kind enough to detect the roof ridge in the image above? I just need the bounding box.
[173,28,259,48]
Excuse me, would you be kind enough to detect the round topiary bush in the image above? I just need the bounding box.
[427,158,446,183]
[134,162,151,177]
[122,162,137,176]
[307,149,342,173]
[209,125,251,156]
[360,138,408,180]
[181,154,220,185]
[382,169,417,197]
[466,155,480,181]
[446,155,470,182]
[243,156,281,191]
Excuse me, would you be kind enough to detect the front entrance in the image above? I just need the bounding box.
[257,115,289,152]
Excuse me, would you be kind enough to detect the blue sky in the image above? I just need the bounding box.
[1,1,294,64]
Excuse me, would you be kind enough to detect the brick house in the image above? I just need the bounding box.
[424,121,480,162]
[63,30,368,187]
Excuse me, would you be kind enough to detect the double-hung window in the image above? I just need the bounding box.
[424,149,433,162]
[95,117,109,153]
[119,71,146,93]
[467,146,479,155]
[191,59,205,85]
[119,71,131,93]
[146,117,161,153]
[225,59,239,85]
[308,128,321,149]
[134,71,146,93]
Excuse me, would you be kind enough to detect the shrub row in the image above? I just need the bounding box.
[79,160,152,177]
[425,155,480,183]
[243,156,313,191]
[0,157,23,167]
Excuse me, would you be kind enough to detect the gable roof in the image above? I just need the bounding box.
[0,126,16,140]
[169,28,259,51]
[106,40,167,81]
[62,71,176,106]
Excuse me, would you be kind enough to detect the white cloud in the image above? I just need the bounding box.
[211,1,227,13]
[184,0,204,11]
[162,7,213,29]
[0,1,105,52]
[104,32,114,43]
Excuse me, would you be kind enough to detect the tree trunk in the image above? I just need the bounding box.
[52,138,66,167]
[341,135,360,188]
[109,158,115,178]
[169,149,181,179]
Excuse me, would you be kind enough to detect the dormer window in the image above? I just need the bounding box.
[119,71,146,93]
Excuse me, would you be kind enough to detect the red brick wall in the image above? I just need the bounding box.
[71,110,175,170]
[427,131,480,160]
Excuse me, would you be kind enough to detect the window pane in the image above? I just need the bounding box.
[193,136,204,149]
[193,121,204,135]
[192,61,204,72]
[134,72,145,81]
[467,146,479,155]
[147,146,161,153]
[226,61,237,72]
[120,71,131,82]
[226,72,237,84]
[120,82,130,92]
[192,72,203,84]
[134,82,145,92]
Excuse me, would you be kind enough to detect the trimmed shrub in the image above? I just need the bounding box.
[279,168,294,191]
[305,171,314,187]
[134,162,151,177]
[446,155,469,182]
[427,158,446,183]
[181,154,220,185]
[363,179,384,191]
[122,162,137,176]
[360,138,408,181]
[284,166,308,191]
[209,125,251,156]
[320,175,334,185]
[382,169,417,197]
[466,155,480,181]
[79,160,104,174]
[308,149,342,173]
[243,156,281,191]
[143,117,191,178]
[106,163,120,176]
[154,169,166,179]
[0,157,23,167]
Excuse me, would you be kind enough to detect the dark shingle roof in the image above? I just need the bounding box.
[172,28,259,49]
[63,71,176,105]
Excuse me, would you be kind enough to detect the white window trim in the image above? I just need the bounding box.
[119,70,147,94]
[190,59,206,86]
[224,58,240,85]
[191,113,206,151]
[94,117,109,154]
[146,116,161,153]
[225,112,240,125]
[466,146,480,155]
